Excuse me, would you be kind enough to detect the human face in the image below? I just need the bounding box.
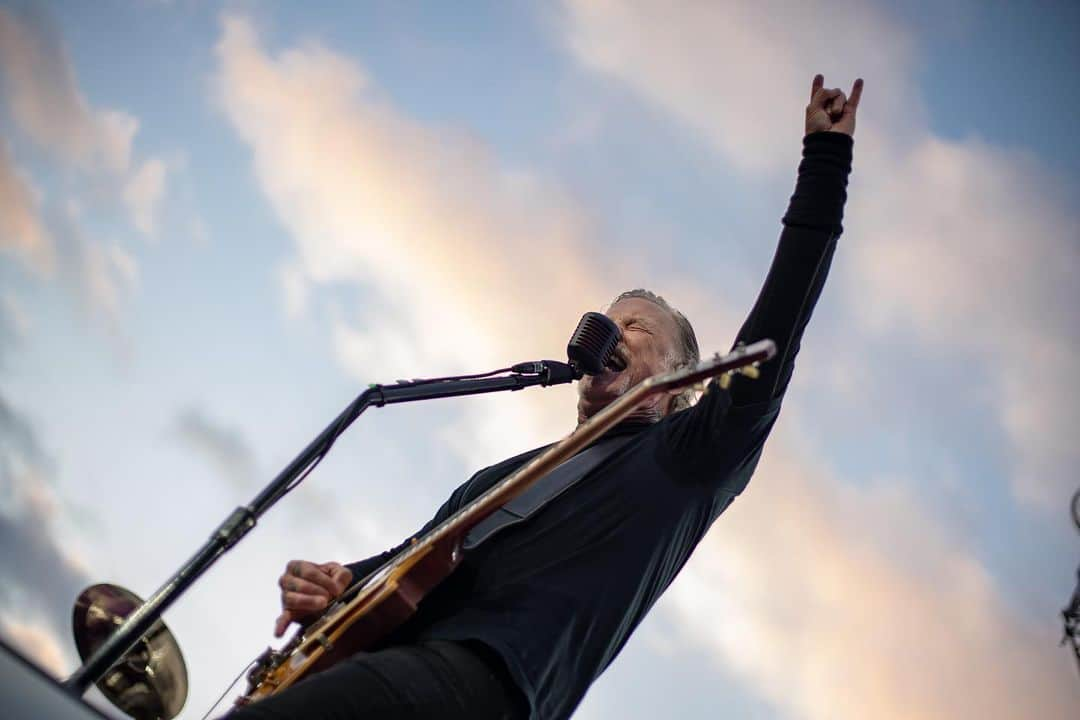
[576,297,681,424]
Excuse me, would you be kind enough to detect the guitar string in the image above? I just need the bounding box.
[200,659,258,720]
[313,377,659,633]
[263,348,764,679]
[311,353,756,630]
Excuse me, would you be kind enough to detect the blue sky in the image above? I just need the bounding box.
[1,2,1078,719]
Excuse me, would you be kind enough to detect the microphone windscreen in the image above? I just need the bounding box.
[567,312,622,375]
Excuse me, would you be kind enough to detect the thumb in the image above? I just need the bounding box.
[274,610,293,638]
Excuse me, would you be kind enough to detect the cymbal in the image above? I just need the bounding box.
[72,584,188,720]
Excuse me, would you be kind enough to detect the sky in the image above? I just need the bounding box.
[1,1,1078,718]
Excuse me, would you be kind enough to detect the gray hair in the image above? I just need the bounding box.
[607,289,700,413]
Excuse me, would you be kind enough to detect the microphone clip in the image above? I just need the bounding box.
[511,360,580,385]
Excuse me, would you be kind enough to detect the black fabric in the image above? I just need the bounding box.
[335,131,854,720]
[463,434,634,550]
[224,640,528,720]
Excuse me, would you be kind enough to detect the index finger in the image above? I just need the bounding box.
[810,73,824,102]
[274,610,293,638]
[294,562,341,595]
[319,562,354,592]
[847,77,864,110]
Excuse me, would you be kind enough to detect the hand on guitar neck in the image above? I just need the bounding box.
[274,560,353,637]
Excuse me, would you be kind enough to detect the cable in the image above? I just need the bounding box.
[386,366,516,387]
[200,659,257,720]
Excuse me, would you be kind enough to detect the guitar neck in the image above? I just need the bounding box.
[352,339,775,594]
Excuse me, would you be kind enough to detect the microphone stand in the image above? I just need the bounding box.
[64,359,580,695]
[1063,488,1080,680]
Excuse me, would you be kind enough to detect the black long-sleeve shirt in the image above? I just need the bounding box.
[346,131,854,720]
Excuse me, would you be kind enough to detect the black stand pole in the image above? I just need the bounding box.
[1063,488,1080,680]
[1063,569,1080,679]
[64,360,579,694]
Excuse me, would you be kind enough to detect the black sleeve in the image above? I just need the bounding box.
[343,446,543,583]
[660,132,853,467]
[727,131,853,408]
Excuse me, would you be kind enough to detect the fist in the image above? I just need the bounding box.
[274,560,353,637]
[805,74,864,137]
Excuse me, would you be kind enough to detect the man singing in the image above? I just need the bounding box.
[228,73,863,720]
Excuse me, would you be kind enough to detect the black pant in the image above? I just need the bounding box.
[224,640,529,720]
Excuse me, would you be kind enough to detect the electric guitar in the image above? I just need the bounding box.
[236,339,776,705]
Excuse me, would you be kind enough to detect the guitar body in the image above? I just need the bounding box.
[235,340,775,706]
[241,537,462,703]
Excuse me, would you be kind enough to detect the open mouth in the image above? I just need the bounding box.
[606,348,629,374]
[596,358,627,383]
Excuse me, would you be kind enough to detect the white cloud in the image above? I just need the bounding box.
[1,291,31,338]
[208,9,1080,720]
[562,0,923,178]
[0,139,53,275]
[559,0,1080,511]
[845,135,1080,508]
[558,1,1080,717]
[668,424,1079,719]
[0,393,91,668]
[214,14,616,461]
[0,8,138,174]
[108,243,139,288]
[173,409,259,491]
[0,617,68,677]
[124,157,168,238]
[0,313,19,371]
[279,261,309,319]
[78,238,139,326]
[0,6,168,329]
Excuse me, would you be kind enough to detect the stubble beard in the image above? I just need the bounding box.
[577,368,634,422]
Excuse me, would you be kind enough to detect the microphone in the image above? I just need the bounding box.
[567,312,625,375]
[511,312,625,382]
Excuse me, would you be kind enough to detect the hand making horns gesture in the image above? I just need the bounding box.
[806,74,864,137]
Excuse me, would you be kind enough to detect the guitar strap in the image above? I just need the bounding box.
[462,433,636,551]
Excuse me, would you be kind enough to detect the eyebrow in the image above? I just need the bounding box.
[621,315,654,327]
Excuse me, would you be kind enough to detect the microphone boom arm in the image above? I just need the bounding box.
[63,359,580,696]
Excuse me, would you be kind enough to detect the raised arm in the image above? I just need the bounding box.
[728,74,862,408]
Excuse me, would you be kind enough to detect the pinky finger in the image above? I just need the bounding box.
[848,77,864,109]
[274,611,292,637]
